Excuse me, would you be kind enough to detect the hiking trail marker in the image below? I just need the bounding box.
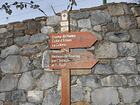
[48,11,98,105]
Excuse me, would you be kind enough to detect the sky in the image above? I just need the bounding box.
[0,0,138,25]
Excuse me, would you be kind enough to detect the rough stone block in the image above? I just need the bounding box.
[41,26,54,35]
[18,72,34,90]
[91,87,119,105]
[118,42,138,57]
[105,31,130,42]
[0,93,5,101]
[14,35,30,46]
[129,29,140,43]
[136,17,140,28]
[128,75,140,86]
[112,57,137,74]
[0,101,3,105]
[118,16,137,29]
[70,11,90,19]
[119,87,140,103]
[78,19,91,29]
[101,75,127,86]
[131,7,140,16]
[0,74,19,92]
[11,90,26,102]
[72,101,90,105]
[27,91,43,103]
[19,103,36,105]
[0,28,7,34]
[90,10,111,26]
[47,16,61,26]
[1,45,19,58]
[36,72,58,90]
[95,41,118,58]
[94,64,114,75]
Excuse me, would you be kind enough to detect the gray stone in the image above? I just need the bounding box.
[0,93,5,101]
[138,64,140,72]
[29,33,49,44]
[90,10,111,26]
[108,3,131,16]
[101,75,127,86]
[119,87,140,103]
[137,17,140,28]
[0,74,19,92]
[27,90,43,103]
[0,28,7,34]
[95,41,118,58]
[19,103,36,105]
[11,90,26,102]
[42,88,60,105]
[0,55,21,74]
[112,57,137,74]
[70,11,90,19]
[0,32,13,39]
[71,85,84,102]
[18,72,34,90]
[94,64,114,75]
[1,45,19,58]
[0,101,3,105]
[131,7,140,16]
[78,19,91,29]
[91,87,119,105]
[20,56,30,73]
[129,29,140,43]
[118,42,138,57]
[93,25,102,32]
[77,75,101,89]
[118,16,137,30]
[41,26,54,35]
[127,75,140,86]
[105,31,130,42]
[42,50,50,69]
[32,69,43,79]
[37,72,58,90]
[14,35,30,46]
[47,16,61,26]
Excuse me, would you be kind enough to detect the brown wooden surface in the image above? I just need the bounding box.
[50,32,97,49]
[61,69,70,105]
[50,51,98,69]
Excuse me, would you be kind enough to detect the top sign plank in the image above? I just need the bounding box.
[50,32,97,49]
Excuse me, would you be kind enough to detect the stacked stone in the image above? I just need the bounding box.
[0,2,140,105]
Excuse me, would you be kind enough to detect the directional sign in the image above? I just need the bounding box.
[49,50,98,69]
[50,32,97,49]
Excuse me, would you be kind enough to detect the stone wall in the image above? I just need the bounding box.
[0,2,140,105]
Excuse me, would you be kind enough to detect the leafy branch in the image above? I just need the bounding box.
[0,1,47,16]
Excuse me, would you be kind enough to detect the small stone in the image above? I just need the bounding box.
[11,90,26,102]
[105,31,130,42]
[42,88,60,105]
[138,64,140,72]
[127,75,140,86]
[20,56,30,73]
[137,17,140,28]
[91,87,119,105]
[70,11,90,19]
[93,25,102,32]
[1,45,19,58]
[118,16,137,30]
[32,69,43,79]
[95,41,118,58]
[71,85,84,102]
[118,87,140,103]
[14,35,30,46]
[78,19,91,29]
[93,64,114,75]
[0,93,5,101]
[18,72,34,90]
[0,55,21,74]
[72,101,90,105]
[77,75,101,89]
[29,33,49,44]
[47,16,61,26]
[118,42,138,57]
[90,10,111,26]
[0,28,7,34]
[41,26,54,35]
[0,74,19,92]
[112,57,137,74]
[131,7,140,16]
[101,75,127,86]
[19,103,36,105]
[37,72,58,90]
[27,90,43,103]
[42,50,50,69]
[129,29,140,43]
[0,101,3,105]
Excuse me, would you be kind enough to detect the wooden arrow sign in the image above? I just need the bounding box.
[49,51,98,69]
[50,32,97,49]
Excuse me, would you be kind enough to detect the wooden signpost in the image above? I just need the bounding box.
[49,31,98,105]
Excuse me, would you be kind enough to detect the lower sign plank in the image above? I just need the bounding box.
[50,51,98,69]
